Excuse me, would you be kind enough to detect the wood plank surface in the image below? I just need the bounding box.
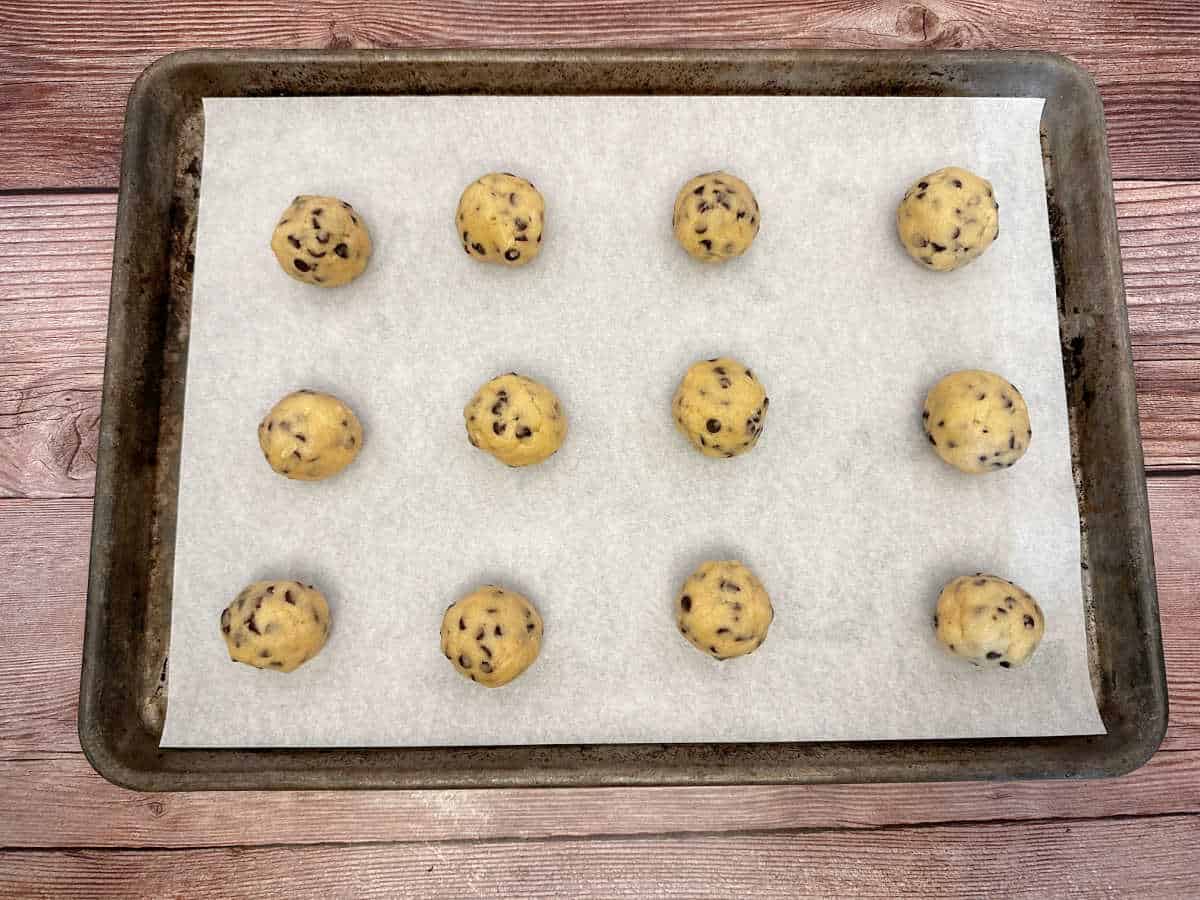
[0,475,1194,846]
[2,745,1200,850]
[1,182,1198,497]
[1,2,1200,188]
[2,816,1198,898]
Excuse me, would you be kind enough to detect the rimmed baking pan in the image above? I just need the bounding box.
[80,49,1165,790]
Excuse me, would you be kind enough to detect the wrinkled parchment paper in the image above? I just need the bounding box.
[161,96,1104,747]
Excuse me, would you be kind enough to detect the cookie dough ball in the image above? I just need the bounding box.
[464,373,566,467]
[935,574,1045,668]
[896,167,999,272]
[441,585,544,687]
[271,195,371,287]
[922,370,1031,474]
[673,357,768,458]
[672,171,760,263]
[676,561,773,660]
[456,173,544,267]
[220,580,330,672]
[258,390,363,481]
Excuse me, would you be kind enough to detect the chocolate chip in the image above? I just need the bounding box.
[472,242,485,254]
[458,654,471,669]
[459,617,466,630]
[681,595,692,611]
[493,421,506,435]
[287,235,300,249]
[932,614,938,629]
[312,208,324,215]
[246,614,260,635]
[259,650,271,659]
[916,192,926,200]
[978,455,987,462]
[952,179,963,188]
[284,591,295,604]
[475,627,485,641]
[999,661,1012,668]
[293,258,311,272]
[269,661,283,668]
[996,606,1008,615]
[719,580,741,593]
[504,249,520,261]
[514,217,528,231]
[699,239,713,251]
[311,217,321,229]
[526,623,535,632]
[515,426,532,439]
[931,242,947,253]
[927,433,937,446]
[947,441,957,449]
[922,410,930,420]
[736,210,746,219]
[706,418,721,434]
[1024,615,1035,628]
[487,607,497,613]
[986,651,1002,660]
[480,660,493,673]
[693,184,705,195]
[709,645,719,654]
[509,192,518,205]
[716,627,730,635]
[494,625,503,637]
[745,369,754,379]
[220,610,231,634]
[918,181,928,189]
[480,644,492,658]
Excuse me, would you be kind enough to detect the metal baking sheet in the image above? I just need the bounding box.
[80,50,1166,790]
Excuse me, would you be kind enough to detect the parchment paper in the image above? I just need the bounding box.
[161,96,1104,748]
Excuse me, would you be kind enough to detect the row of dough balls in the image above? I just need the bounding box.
[256,363,1030,478]
[268,165,999,285]
[220,563,1046,682]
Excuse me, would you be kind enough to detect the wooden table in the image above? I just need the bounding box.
[2,3,1198,896]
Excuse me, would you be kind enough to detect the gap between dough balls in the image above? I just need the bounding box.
[922,369,1031,474]
[896,166,999,272]
[258,390,364,481]
[441,585,544,687]
[464,373,567,467]
[673,356,768,458]
[672,171,760,262]
[677,560,773,660]
[456,172,545,266]
[271,195,372,287]
[221,580,331,672]
[934,574,1045,668]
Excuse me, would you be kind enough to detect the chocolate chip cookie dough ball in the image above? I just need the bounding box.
[258,390,363,481]
[464,373,566,467]
[441,585,544,687]
[271,195,371,286]
[672,357,768,458]
[221,580,331,672]
[896,167,999,272]
[676,561,773,660]
[934,574,1045,668]
[456,173,544,266]
[922,370,1031,474]
[672,171,760,263]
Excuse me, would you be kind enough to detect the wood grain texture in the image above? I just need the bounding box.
[1,2,1200,187]
[1,181,1197,498]
[3,745,1200,850]
[0,475,1195,846]
[2,816,1199,898]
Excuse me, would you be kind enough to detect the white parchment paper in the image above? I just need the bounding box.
[161,96,1104,748]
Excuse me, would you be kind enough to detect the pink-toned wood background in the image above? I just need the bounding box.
[1,2,1198,896]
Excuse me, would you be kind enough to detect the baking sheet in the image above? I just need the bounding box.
[161,95,1104,748]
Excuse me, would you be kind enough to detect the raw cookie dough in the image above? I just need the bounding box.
[676,560,773,660]
[441,585,544,687]
[672,357,768,458]
[271,195,372,287]
[258,390,364,481]
[220,580,331,672]
[456,173,545,266]
[672,171,760,263]
[922,369,1031,474]
[464,373,566,467]
[896,166,999,272]
[934,574,1045,668]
